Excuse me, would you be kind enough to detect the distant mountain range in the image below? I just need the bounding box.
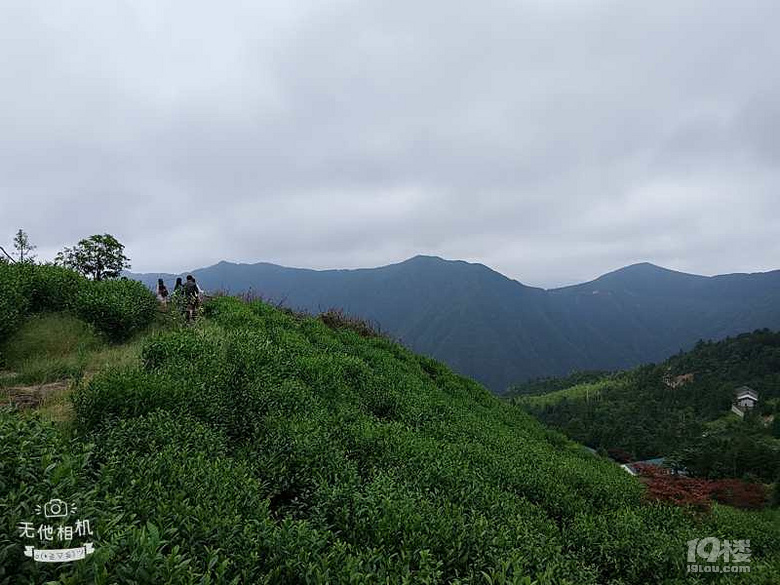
[128,256,780,391]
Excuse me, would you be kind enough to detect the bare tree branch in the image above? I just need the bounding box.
[0,245,16,263]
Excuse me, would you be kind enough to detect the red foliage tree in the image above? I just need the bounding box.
[634,465,768,511]
[708,479,768,510]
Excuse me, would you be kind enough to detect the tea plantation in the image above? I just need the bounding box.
[1,265,779,583]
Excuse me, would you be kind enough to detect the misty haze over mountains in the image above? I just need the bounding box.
[130,256,780,391]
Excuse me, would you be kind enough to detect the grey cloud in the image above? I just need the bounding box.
[1,0,778,288]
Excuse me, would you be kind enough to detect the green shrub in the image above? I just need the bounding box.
[72,367,187,432]
[0,410,97,585]
[76,279,157,342]
[76,329,250,437]
[0,262,31,349]
[27,263,86,313]
[201,296,274,333]
[141,328,220,372]
[0,263,86,355]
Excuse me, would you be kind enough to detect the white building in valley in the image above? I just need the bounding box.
[731,386,759,418]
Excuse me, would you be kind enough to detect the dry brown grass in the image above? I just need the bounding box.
[1,380,73,421]
[318,308,385,338]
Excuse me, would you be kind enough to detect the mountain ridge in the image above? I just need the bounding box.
[135,256,780,291]
[128,256,780,391]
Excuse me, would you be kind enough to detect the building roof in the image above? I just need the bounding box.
[735,386,758,400]
[634,457,666,466]
[620,457,668,476]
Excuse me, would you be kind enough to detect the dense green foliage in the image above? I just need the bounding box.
[517,330,780,481]
[3,297,779,583]
[0,262,84,351]
[130,256,780,391]
[25,264,85,314]
[674,417,780,482]
[0,264,157,354]
[0,262,30,346]
[74,279,157,342]
[55,234,131,281]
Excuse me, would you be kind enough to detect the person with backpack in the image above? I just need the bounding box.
[183,275,201,322]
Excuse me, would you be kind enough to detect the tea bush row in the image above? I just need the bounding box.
[74,279,157,342]
[3,408,468,584]
[0,263,156,351]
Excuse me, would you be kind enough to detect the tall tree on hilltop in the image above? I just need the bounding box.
[4,229,37,263]
[55,234,131,280]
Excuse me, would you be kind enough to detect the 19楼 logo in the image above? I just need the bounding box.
[687,537,751,574]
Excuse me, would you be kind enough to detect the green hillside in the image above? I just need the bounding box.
[2,264,779,583]
[129,256,780,391]
[515,330,780,480]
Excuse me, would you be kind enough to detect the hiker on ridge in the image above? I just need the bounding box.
[156,278,169,307]
[183,275,201,322]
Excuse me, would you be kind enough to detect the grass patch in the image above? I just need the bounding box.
[0,312,151,388]
[0,314,149,426]
[82,338,145,375]
[36,382,76,423]
[1,380,74,423]
[520,379,623,408]
[1,355,86,387]
[0,313,101,386]
[1,312,101,366]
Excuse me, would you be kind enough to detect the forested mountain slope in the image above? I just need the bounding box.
[516,329,780,480]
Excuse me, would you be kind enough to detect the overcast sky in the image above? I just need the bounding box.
[1,0,778,288]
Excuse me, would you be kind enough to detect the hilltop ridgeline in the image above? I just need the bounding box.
[130,256,780,391]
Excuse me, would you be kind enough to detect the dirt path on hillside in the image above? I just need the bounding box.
[2,380,71,410]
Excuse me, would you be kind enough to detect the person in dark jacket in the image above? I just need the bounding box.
[183,275,200,322]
